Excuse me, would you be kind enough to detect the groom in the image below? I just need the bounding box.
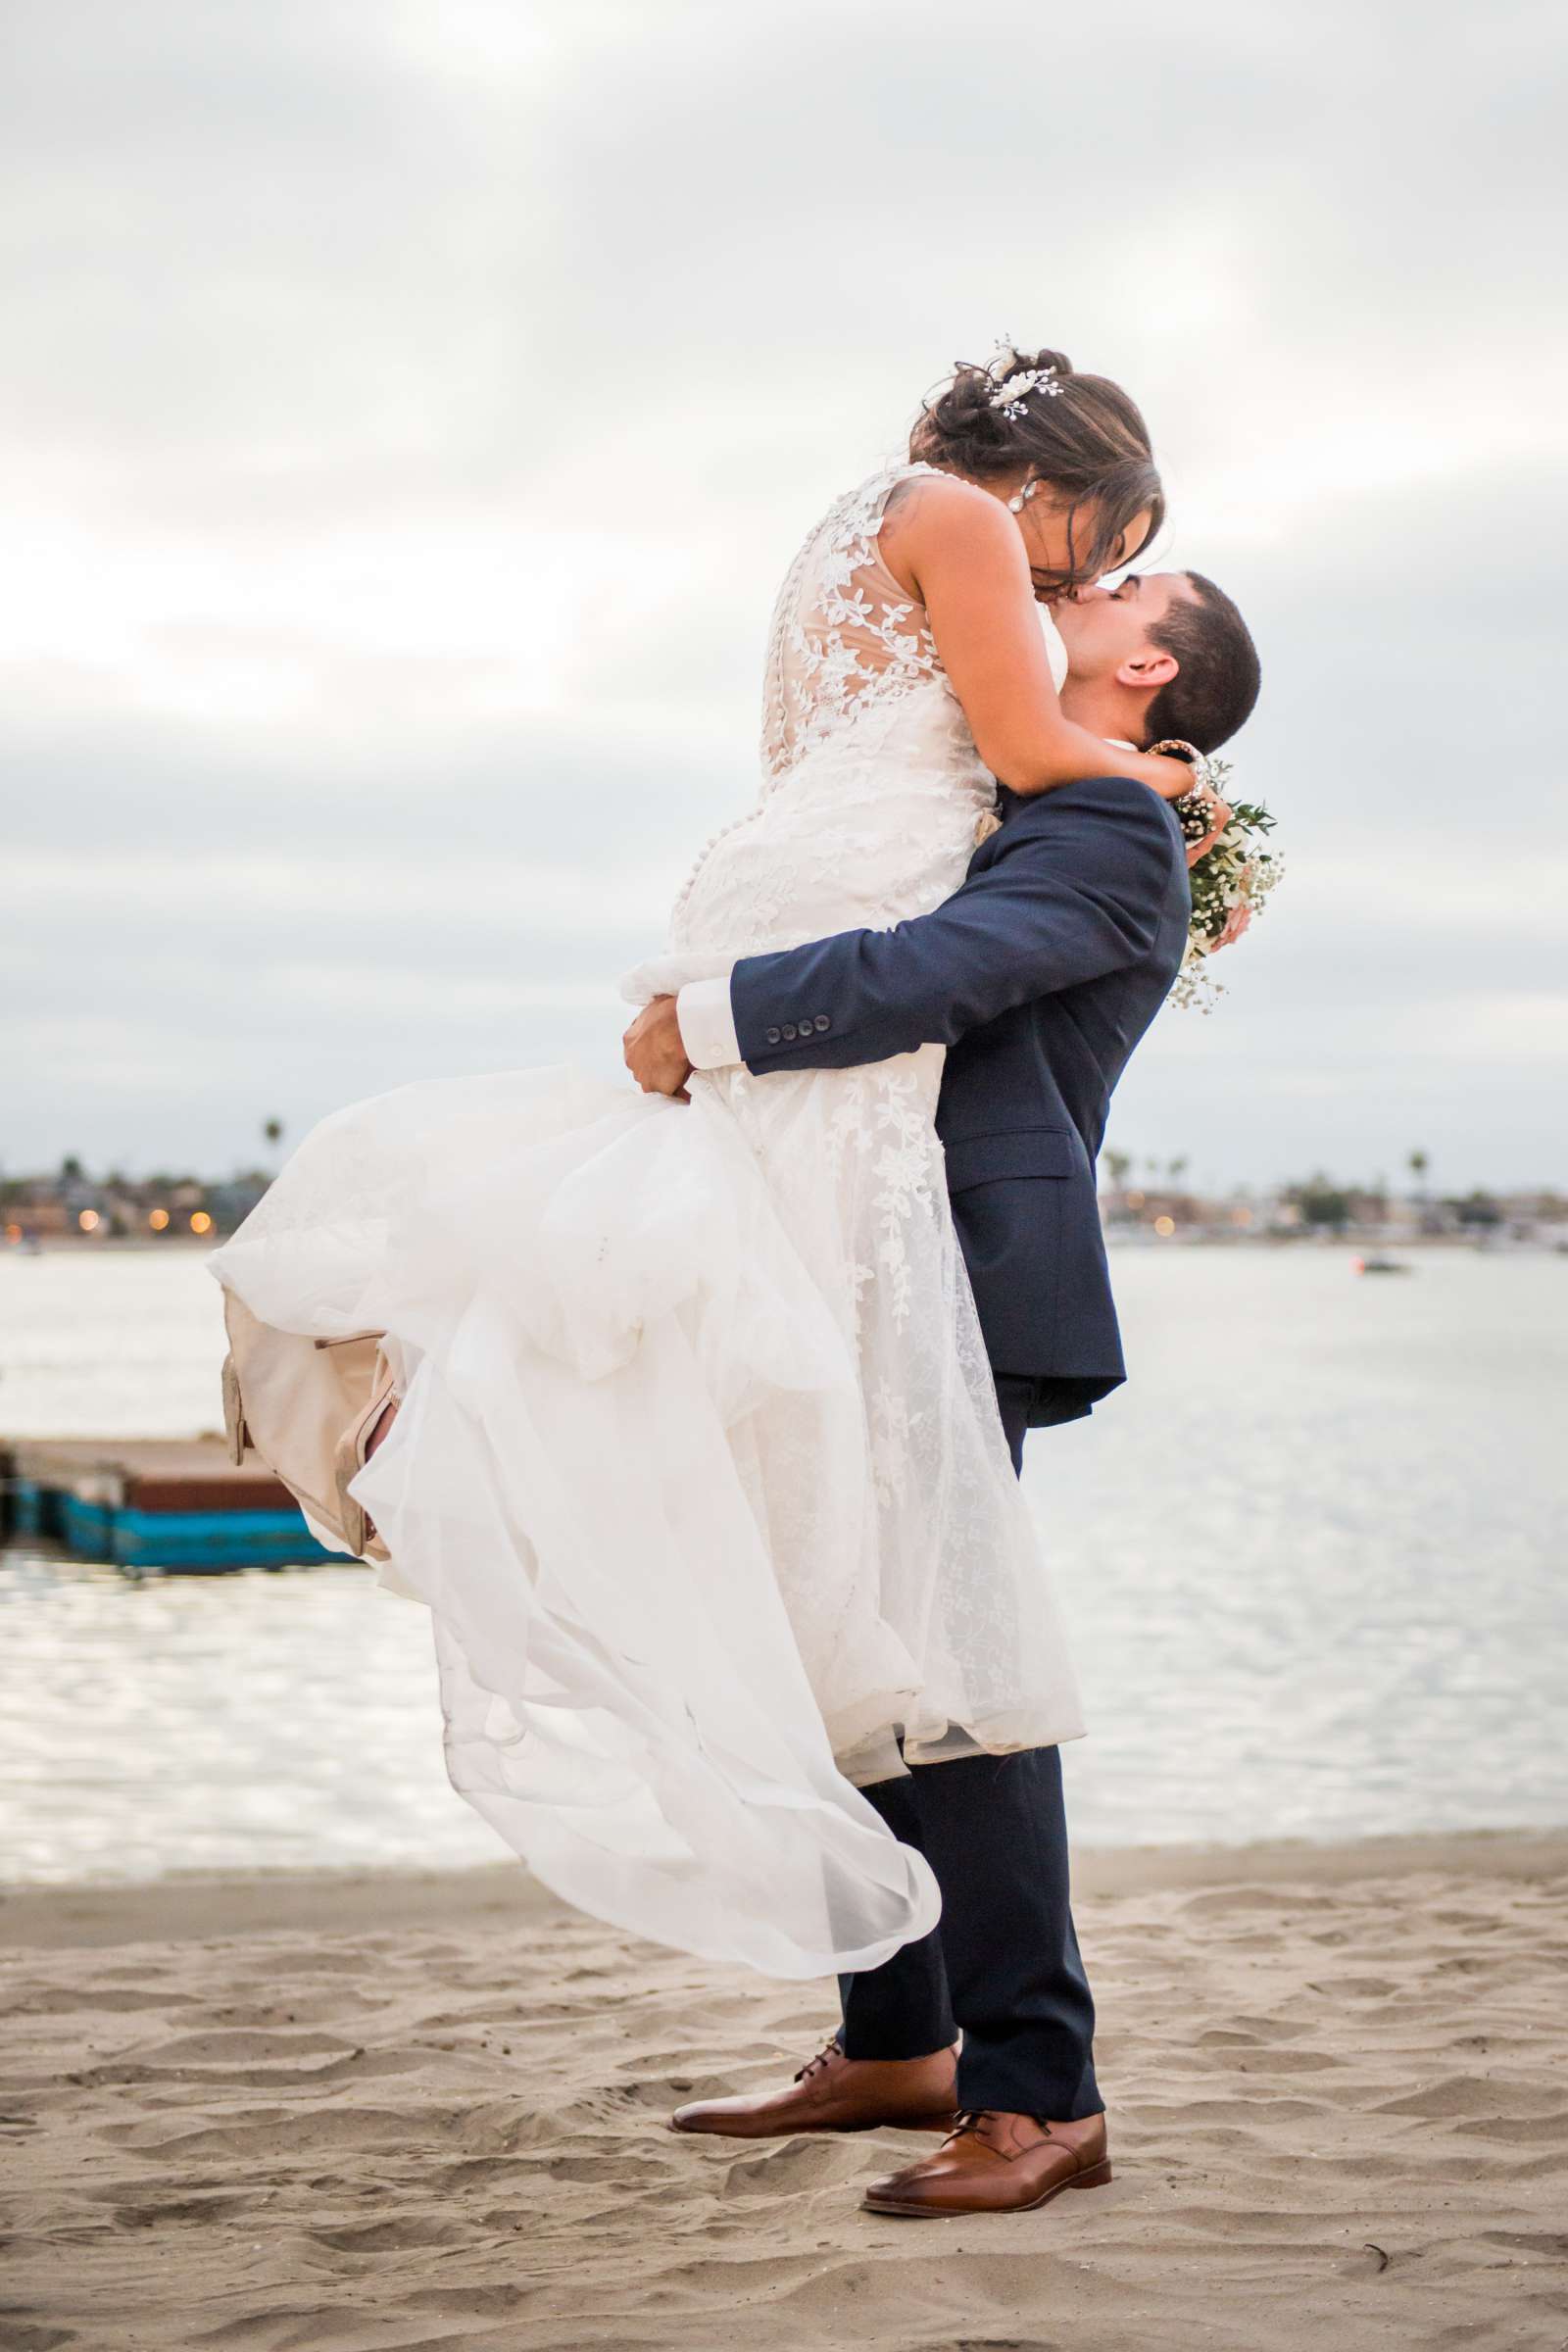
[624,567,1260,2217]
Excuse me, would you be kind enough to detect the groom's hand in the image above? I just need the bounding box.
[623,996,693,1101]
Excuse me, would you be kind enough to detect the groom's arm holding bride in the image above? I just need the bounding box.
[625,545,1261,1095]
[623,775,1182,1094]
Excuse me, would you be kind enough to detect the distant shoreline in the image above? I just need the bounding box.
[6,1824,1565,1950]
[6,1233,1566,1258]
[2,1236,221,1252]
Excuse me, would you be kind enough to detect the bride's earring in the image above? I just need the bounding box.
[1006,477,1043,514]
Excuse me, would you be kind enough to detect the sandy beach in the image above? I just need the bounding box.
[2,1833,1565,2351]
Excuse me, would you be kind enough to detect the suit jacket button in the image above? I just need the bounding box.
[765,1026,782,1046]
[781,1022,798,1041]
[813,1013,831,1033]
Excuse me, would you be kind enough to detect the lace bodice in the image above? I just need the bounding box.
[762,459,952,781]
[668,463,1001,963]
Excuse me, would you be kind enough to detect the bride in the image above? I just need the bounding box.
[211,343,1203,1981]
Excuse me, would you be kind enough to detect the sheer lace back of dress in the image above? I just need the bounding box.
[760,462,947,783]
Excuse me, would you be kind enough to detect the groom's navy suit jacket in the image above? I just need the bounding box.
[728,777,1191,1428]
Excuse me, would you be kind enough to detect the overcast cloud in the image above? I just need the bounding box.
[4,0,1565,1191]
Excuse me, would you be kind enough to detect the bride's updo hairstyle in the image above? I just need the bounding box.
[911,344,1164,590]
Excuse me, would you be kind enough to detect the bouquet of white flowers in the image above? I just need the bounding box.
[1170,757,1283,1011]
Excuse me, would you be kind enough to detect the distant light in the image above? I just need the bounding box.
[1126,1188,1145,1208]
[189,1209,214,1236]
[149,1207,171,1231]
[77,1208,101,1233]
[1231,1205,1252,1226]
[4,1223,21,1244]
[1153,1214,1176,1238]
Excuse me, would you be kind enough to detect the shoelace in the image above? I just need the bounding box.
[946,2108,1055,2150]
[793,2037,842,2084]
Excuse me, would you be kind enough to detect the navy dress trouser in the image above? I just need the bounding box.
[834,1374,1102,2122]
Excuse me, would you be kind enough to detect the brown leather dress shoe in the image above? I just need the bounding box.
[668,2035,959,2139]
[861,2107,1111,2216]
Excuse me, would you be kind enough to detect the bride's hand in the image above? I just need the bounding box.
[1136,737,1232,867]
[1179,781,1233,868]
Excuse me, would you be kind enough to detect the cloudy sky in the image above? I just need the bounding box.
[4,0,1564,1193]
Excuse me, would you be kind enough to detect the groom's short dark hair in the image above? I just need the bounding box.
[1142,573,1260,754]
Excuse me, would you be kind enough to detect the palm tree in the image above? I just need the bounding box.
[1407,1149,1430,1218]
[1102,1149,1131,1189]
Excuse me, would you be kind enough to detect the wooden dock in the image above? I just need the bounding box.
[1,1437,351,1574]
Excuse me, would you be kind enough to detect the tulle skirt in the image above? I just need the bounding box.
[210,1060,1082,1977]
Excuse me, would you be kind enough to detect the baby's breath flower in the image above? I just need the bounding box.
[1172,765,1282,1011]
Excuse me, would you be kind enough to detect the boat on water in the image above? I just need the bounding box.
[1353,1255,1414,1276]
[1,1436,346,1575]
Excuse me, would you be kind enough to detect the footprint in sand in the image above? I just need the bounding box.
[1304,1975,1397,1997]
[306,2214,473,2253]
[721,2138,859,2196]
[0,2321,78,2352]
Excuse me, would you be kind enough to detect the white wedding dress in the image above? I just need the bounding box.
[210,460,1083,1979]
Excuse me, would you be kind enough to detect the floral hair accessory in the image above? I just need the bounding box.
[989,366,1061,420]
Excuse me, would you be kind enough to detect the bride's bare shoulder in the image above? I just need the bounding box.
[881,468,1014,596]
[885,468,1000,529]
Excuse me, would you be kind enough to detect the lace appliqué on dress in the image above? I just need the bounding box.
[822,1063,941,1332]
[761,464,946,786]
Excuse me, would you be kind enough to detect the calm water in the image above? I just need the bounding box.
[1,1244,1563,1885]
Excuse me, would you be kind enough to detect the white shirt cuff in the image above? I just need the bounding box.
[675,976,741,1070]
